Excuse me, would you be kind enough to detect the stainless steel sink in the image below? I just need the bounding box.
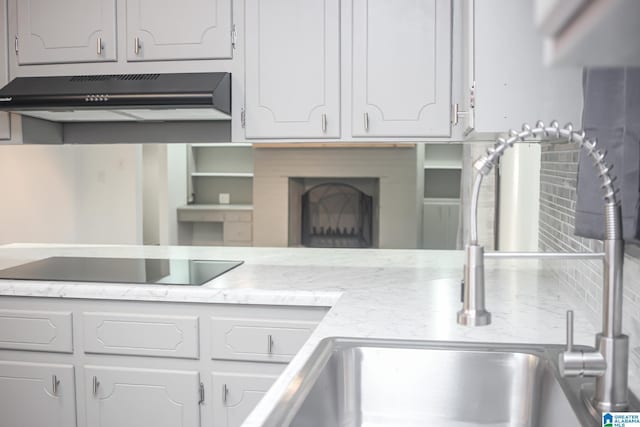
[260,338,638,427]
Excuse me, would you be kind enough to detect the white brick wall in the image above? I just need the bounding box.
[539,143,640,374]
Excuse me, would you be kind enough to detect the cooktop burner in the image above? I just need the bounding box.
[0,257,243,286]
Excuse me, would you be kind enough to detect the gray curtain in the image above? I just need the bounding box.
[575,68,640,241]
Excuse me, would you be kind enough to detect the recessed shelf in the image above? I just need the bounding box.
[191,172,254,178]
[423,160,462,169]
[179,204,254,211]
[190,143,252,147]
[424,197,460,204]
[424,144,462,169]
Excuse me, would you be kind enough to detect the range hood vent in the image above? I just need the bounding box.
[69,74,161,82]
[0,72,231,123]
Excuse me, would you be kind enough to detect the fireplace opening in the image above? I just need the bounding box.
[301,183,373,248]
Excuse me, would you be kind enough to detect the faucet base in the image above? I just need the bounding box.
[594,333,629,411]
[457,309,491,326]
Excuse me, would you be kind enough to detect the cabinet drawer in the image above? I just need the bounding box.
[211,317,318,362]
[224,211,252,222]
[83,312,199,359]
[224,222,252,242]
[0,309,73,353]
[178,209,225,223]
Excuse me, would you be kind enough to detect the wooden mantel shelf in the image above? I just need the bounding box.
[253,143,416,149]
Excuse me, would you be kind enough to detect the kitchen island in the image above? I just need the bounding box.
[0,243,637,426]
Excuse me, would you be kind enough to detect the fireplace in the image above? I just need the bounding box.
[288,177,379,248]
[301,183,373,248]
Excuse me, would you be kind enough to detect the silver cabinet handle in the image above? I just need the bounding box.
[364,112,370,131]
[267,334,274,354]
[199,382,205,404]
[52,375,60,395]
[321,114,327,133]
[92,376,100,397]
[222,383,229,404]
[96,37,103,56]
[134,37,141,55]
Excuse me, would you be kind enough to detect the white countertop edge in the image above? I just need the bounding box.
[0,281,341,307]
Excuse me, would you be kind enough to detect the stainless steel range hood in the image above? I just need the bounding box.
[0,72,231,123]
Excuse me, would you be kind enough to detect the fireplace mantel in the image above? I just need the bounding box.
[252,146,422,249]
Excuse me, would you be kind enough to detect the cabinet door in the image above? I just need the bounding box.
[0,361,76,427]
[211,371,280,427]
[85,366,200,427]
[126,0,232,62]
[0,0,9,140]
[245,0,340,139]
[14,0,117,64]
[423,201,459,249]
[352,0,452,137]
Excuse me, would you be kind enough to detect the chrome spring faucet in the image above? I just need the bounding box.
[458,120,630,412]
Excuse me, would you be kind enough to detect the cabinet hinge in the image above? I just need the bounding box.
[198,382,205,404]
[231,24,237,50]
[14,36,18,54]
[240,107,246,128]
[469,81,476,109]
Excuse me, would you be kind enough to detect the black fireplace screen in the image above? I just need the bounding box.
[301,183,373,248]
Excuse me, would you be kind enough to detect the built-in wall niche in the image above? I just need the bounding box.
[422,144,462,250]
[288,178,379,248]
[188,143,254,205]
[424,169,462,199]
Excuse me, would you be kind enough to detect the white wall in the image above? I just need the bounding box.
[498,143,541,251]
[0,145,78,244]
[166,144,188,245]
[74,144,143,245]
[0,144,143,245]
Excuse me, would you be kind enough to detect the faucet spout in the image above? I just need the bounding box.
[458,120,630,413]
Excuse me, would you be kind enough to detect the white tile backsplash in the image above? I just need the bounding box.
[539,142,640,371]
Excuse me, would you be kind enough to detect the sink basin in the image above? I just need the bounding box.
[260,338,614,427]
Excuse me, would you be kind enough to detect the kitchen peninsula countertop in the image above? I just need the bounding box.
[0,243,637,425]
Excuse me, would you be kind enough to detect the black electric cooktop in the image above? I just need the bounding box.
[0,257,243,286]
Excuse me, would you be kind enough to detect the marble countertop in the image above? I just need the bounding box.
[0,243,637,425]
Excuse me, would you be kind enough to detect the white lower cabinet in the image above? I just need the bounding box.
[0,361,76,427]
[211,368,283,427]
[84,366,201,427]
[0,298,327,427]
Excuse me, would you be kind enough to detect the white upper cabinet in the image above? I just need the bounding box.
[465,0,583,136]
[12,0,117,65]
[352,0,452,137]
[536,0,640,66]
[244,0,341,139]
[0,0,10,141]
[126,0,232,62]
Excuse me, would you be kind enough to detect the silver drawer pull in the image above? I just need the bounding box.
[52,375,60,395]
[222,383,229,404]
[92,376,100,397]
[96,37,103,56]
[267,334,274,354]
[321,113,327,133]
[364,112,369,131]
[134,37,141,55]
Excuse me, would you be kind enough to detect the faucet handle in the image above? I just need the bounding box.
[559,309,607,378]
[566,310,574,352]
